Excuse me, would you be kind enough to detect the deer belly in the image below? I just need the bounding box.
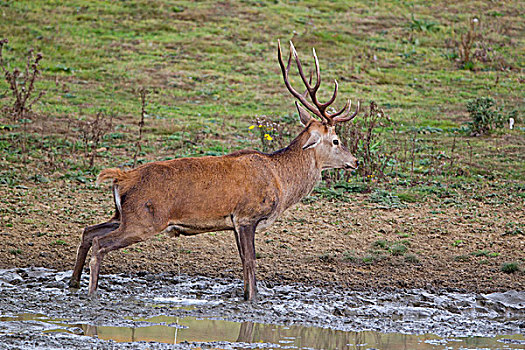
[163,216,233,236]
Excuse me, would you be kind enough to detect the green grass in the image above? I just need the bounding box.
[0,0,523,203]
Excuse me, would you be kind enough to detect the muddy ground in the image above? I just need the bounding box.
[0,179,523,293]
[0,268,524,349]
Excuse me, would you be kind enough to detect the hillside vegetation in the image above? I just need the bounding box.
[0,1,523,291]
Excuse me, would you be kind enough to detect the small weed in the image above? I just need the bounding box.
[454,255,470,262]
[404,254,420,264]
[0,38,45,122]
[77,111,114,168]
[342,250,358,262]
[249,115,292,153]
[390,243,408,256]
[452,239,464,247]
[132,87,149,168]
[334,101,392,182]
[458,18,480,69]
[409,15,439,32]
[9,248,22,255]
[471,249,490,257]
[51,239,67,246]
[373,239,389,249]
[501,262,519,274]
[362,255,378,264]
[0,38,45,154]
[369,189,407,209]
[395,191,420,203]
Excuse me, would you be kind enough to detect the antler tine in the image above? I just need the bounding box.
[332,100,360,123]
[312,48,321,92]
[329,98,350,119]
[293,42,338,123]
[278,40,360,125]
[320,80,338,110]
[277,40,324,119]
[290,42,320,102]
[300,70,314,98]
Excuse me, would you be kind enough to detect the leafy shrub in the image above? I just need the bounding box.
[321,101,391,188]
[466,97,516,135]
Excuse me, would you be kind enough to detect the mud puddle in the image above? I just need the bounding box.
[0,267,524,349]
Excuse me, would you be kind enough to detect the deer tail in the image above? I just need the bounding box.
[96,168,127,186]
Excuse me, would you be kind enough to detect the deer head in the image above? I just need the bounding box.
[278,40,360,170]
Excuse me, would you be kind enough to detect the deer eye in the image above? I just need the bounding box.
[333,139,339,145]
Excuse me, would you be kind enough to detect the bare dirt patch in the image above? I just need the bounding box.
[1,180,523,294]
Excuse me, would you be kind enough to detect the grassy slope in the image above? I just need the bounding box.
[0,1,523,279]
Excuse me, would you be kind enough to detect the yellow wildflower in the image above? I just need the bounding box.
[248,125,255,130]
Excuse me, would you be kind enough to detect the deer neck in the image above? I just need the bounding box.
[270,132,322,209]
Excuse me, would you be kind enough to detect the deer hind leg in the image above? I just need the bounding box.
[234,221,258,301]
[69,220,119,288]
[87,223,155,295]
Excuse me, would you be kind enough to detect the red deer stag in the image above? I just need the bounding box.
[70,41,360,301]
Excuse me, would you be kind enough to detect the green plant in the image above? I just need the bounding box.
[409,15,439,32]
[452,239,464,247]
[342,250,358,262]
[373,239,389,249]
[0,38,45,122]
[458,18,480,69]
[51,239,67,246]
[362,255,379,264]
[333,101,392,183]
[503,222,524,236]
[471,249,490,257]
[248,115,292,153]
[454,255,470,262]
[8,248,22,255]
[404,254,420,263]
[466,97,507,135]
[132,87,149,168]
[369,189,407,209]
[0,38,45,155]
[77,111,114,168]
[501,262,519,274]
[390,243,408,256]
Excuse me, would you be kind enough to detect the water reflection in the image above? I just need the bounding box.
[80,316,525,349]
[1,313,523,349]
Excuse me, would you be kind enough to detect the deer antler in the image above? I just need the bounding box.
[277,40,359,125]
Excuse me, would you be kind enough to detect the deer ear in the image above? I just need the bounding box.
[295,102,313,126]
[302,130,322,150]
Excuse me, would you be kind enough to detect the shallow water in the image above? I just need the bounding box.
[0,267,524,349]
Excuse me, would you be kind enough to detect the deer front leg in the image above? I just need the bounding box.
[70,221,119,288]
[235,223,258,301]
